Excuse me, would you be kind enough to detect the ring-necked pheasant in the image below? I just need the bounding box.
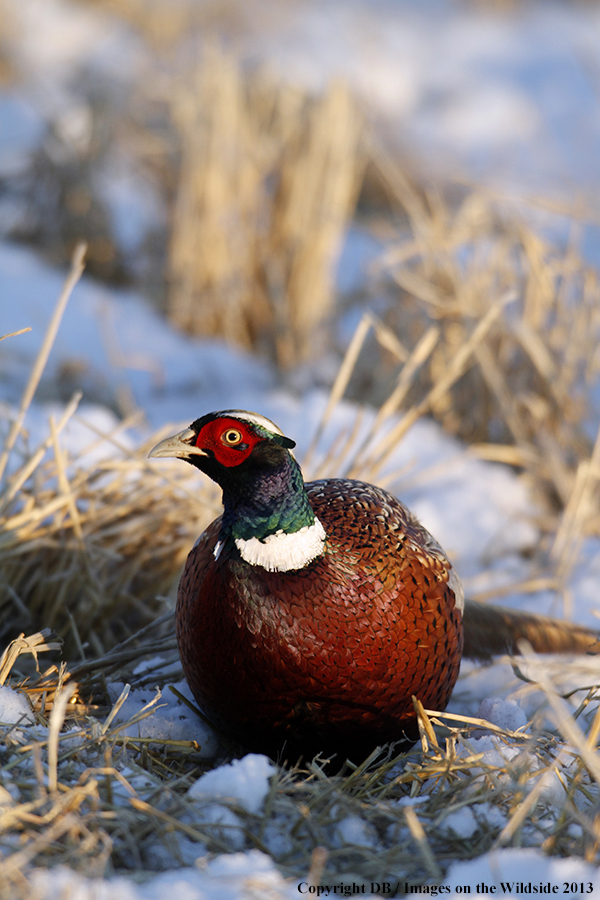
[149,410,599,763]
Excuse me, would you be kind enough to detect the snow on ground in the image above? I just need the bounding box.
[4,0,600,199]
[22,851,600,899]
[188,754,276,814]
[106,680,219,760]
[0,241,274,426]
[0,238,540,583]
[239,0,600,202]
[27,851,297,900]
[2,0,600,265]
[2,236,600,893]
[0,684,35,743]
[2,0,600,890]
[444,849,600,896]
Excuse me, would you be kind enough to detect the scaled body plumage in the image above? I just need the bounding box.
[176,478,463,759]
[149,410,600,763]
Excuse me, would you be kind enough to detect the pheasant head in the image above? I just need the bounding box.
[149,410,326,571]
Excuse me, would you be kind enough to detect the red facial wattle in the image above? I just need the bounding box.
[195,417,263,467]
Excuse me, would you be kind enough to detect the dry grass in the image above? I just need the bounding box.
[1,9,600,887]
[6,216,598,658]
[371,145,600,459]
[296,180,600,626]
[0,248,219,657]
[0,0,17,86]
[168,45,363,364]
[4,0,364,365]
[7,0,598,379]
[0,436,215,654]
[2,631,600,896]
[1,196,600,894]
[329,144,600,603]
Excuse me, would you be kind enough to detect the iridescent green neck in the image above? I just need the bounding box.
[220,452,316,543]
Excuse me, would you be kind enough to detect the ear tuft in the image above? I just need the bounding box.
[274,434,296,450]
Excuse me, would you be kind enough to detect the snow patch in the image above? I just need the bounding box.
[107,681,218,760]
[444,847,600,895]
[188,754,276,815]
[442,806,478,839]
[27,850,294,900]
[477,697,527,733]
[333,815,378,848]
[0,686,34,726]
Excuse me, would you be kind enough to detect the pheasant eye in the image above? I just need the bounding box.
[221,428,243,446]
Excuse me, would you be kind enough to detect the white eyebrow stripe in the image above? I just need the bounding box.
[219,410,286,437]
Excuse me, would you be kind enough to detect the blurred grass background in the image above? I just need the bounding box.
[0,0,599,649]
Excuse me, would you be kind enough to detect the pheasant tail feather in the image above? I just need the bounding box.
[463,599,600,660]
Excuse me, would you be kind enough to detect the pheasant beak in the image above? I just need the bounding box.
[148,428,209,461]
